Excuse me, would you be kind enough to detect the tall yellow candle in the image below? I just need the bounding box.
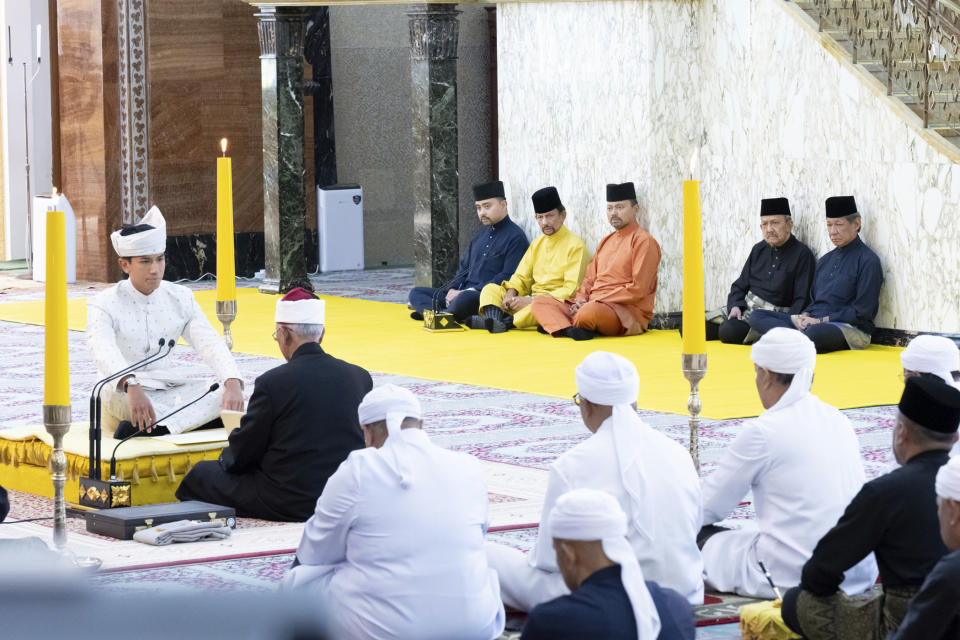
[44,210,70,406]
[682,179,707,355]
[216,138,237,301]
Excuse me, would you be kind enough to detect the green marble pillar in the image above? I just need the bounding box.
[409,4,461,287]
[256,7,312,294]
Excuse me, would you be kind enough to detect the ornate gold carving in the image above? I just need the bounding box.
[111,485,131,507]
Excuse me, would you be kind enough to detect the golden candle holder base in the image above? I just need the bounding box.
[43,404,72,550]
[681,353,707,474]
[216,299,238,351]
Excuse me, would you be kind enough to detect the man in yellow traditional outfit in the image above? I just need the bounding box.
[469,187,588,333]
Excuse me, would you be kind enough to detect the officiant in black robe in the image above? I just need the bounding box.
[176,289,371,521]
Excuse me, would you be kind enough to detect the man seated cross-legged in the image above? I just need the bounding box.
[781,376,960,640]
[706,197,815,344]
[469,186,588,333]
[407,180,528,322]
[86,205,244,437]
[521,488,695,640]
[486,351,703,611]
[888,455,960,640]
[532,182,661,340]
[176,288,372,521]
[698,328,878,598]
[283,384,505,640]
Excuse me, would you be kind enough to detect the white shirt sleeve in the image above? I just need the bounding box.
[532,464,571,571]
[700,421,769,525]
[86,300,130,379]
[296,458,359,567]
[181,295,242,383]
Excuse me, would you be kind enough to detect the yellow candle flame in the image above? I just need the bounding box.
[220,138,228,156]
[52,186,58,196]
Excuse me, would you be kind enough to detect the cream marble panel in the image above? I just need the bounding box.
[498,0,960,332]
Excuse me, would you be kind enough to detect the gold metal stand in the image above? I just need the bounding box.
[216,299,238,350]
[43,404,71,549]
[681,353,707,474]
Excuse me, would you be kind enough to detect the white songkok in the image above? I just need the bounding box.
[274,288,325,324]
[751,327,817,408]
[574,352,655,542]
[110,205,167,257]
[936,456,960,501]
[549,489,661,640]
[902,335,960,389]
[357,384,422,489]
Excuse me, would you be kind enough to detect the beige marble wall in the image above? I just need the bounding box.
[498,0,960,333]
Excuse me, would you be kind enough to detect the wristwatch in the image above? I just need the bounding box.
[123,377,141,393]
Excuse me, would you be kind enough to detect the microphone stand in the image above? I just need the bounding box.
[108,383,221,480]
[88,339,173,479]
[79,383,220,511]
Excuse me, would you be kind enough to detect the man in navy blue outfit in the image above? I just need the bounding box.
[408,181,529,321]
[749,196,883,353]
[521,489,695,640]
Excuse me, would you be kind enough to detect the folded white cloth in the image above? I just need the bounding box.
[132,519,233,546]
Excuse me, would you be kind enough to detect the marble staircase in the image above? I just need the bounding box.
[795,0,960,144]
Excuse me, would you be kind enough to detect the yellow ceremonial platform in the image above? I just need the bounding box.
[0,288,906,419]
[0,424,226,506]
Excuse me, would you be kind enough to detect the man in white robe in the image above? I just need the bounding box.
[86,206,243,436]
[486,351,704,610]
[900,335,960,457]
[699,327,878,598]
[283,384,505,640]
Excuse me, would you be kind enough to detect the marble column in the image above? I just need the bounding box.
[305,8,337,188]
[409,4,461,287]
[255,7,312,294]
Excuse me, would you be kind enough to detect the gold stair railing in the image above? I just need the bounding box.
[812,0,960,129]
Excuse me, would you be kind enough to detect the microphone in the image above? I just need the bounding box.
[88,338,166,479]
[89,338,175,479]
[108,383,220,479]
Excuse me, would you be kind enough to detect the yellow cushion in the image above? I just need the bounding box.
[0,423,227,506]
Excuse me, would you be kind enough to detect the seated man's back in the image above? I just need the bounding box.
[177,290,371,521]
[548,420,704,604]
[226,344,369,518]
[288,386,503,640]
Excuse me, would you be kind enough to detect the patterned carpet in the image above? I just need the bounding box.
[0,268,894,640]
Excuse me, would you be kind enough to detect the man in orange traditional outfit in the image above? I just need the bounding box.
[531,182,661,340]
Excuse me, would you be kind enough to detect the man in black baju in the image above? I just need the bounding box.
[889,455,960,640]
[176,288,371,521]
[707,197,815,344]
[781,376,960,640]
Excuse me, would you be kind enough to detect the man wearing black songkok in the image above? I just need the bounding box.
[407,181,528,322]
[749,196,883,353]
[781,376,960,640]
[706,198,815,344]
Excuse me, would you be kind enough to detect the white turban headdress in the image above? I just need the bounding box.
[110,205,167,257]
[936,456,960,501]
[275,287,325,324]
[549,489,661,640]
[357,384,422,489]
[574,352,657,543]
[902,335,960,389]
[751,327,817,410]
